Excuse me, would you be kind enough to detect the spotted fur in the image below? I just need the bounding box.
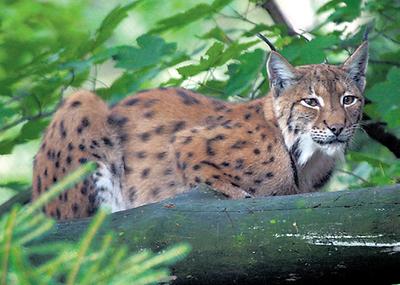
[32,42,368,219]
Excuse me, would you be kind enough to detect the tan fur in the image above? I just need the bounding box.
[32,43,368,219]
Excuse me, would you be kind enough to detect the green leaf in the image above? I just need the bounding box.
[97,68,160,103]
[17,118,50,143]
[149,0,233,33]
[225,49,266,96]
[198,27,230,43]
[113,35,177,70]
[177,40,258,78]
[366,67,400,128]
[0,182,29,192]
[88,1,143,51]
[281,35,339,65]
[177,42,224,77]
[347,151,390,168]
[317,0,362,23]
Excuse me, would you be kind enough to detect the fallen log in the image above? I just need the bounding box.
[32,184,400,284]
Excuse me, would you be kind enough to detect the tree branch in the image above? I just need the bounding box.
[30,184,400,284]
[260,0,297,36]
[0,111,53,133]
[362,116,400,158]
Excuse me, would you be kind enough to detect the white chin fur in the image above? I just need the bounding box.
[297,135,317,166]
[297,135,345,166]
[320,143,345,160]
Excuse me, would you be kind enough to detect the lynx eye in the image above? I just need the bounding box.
[342,95,357,106]
[301,98,319,108]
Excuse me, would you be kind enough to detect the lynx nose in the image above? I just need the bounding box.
[328,124,344,136]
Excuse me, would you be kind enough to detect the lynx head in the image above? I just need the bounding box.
[267,42,368,165]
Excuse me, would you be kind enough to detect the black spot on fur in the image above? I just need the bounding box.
[81,117,90,128]
[200,160,221,170]
[66,156,72,165]
[206,134,225,156]
[221,162,230,167]
[63,192,68,202]
[182,136,193,144]
[125,98,140,106]
[155,125,165,135]
[176,90,200,105]
[119,133,129,143]
[143,111,155,118]
[56,208,61,219]
[164,168,173,176]
[248,187,256,194]
[141,168,150,178]
[262,156,275,165]
[231,140,247,149]
[265,172,274,178]
[142,99,158,108]
[88,193,97,204]
[60,121,67,138]
[69,203,78,215]
[193,164,201,170]
[123,156,133,174]
[81,186,88,195]
[68,143,74,151]
[71,101,81,108]
[128,187,137,202]
[244,113,251,120]
[36,176,42,193]
[139,132,151,142]
[79,144,86,151]
[235,159,244,169]
[253,148,261,155]
[102,137,114,147]
[212,100,227,112]
[156,152,167,160]
[151,187,161,197]
[173,121,186,133]
[92,153,101,159]
[79,158,88,164]
[136,151,147,159]
[107,114,128,127]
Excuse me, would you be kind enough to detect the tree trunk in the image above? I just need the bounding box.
[32,184,400,284]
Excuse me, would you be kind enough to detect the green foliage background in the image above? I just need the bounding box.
[0,1,399,205]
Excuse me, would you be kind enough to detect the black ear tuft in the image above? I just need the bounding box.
[267,51,297,97]
[342,41,369,92]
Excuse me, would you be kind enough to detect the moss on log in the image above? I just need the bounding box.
[33,184,400,284]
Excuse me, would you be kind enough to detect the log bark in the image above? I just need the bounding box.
[32,184,400,284]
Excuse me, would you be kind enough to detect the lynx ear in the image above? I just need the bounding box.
[267,51,297,97]
[342,41,369,92]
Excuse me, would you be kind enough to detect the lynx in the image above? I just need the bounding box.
[32,41,368,220]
